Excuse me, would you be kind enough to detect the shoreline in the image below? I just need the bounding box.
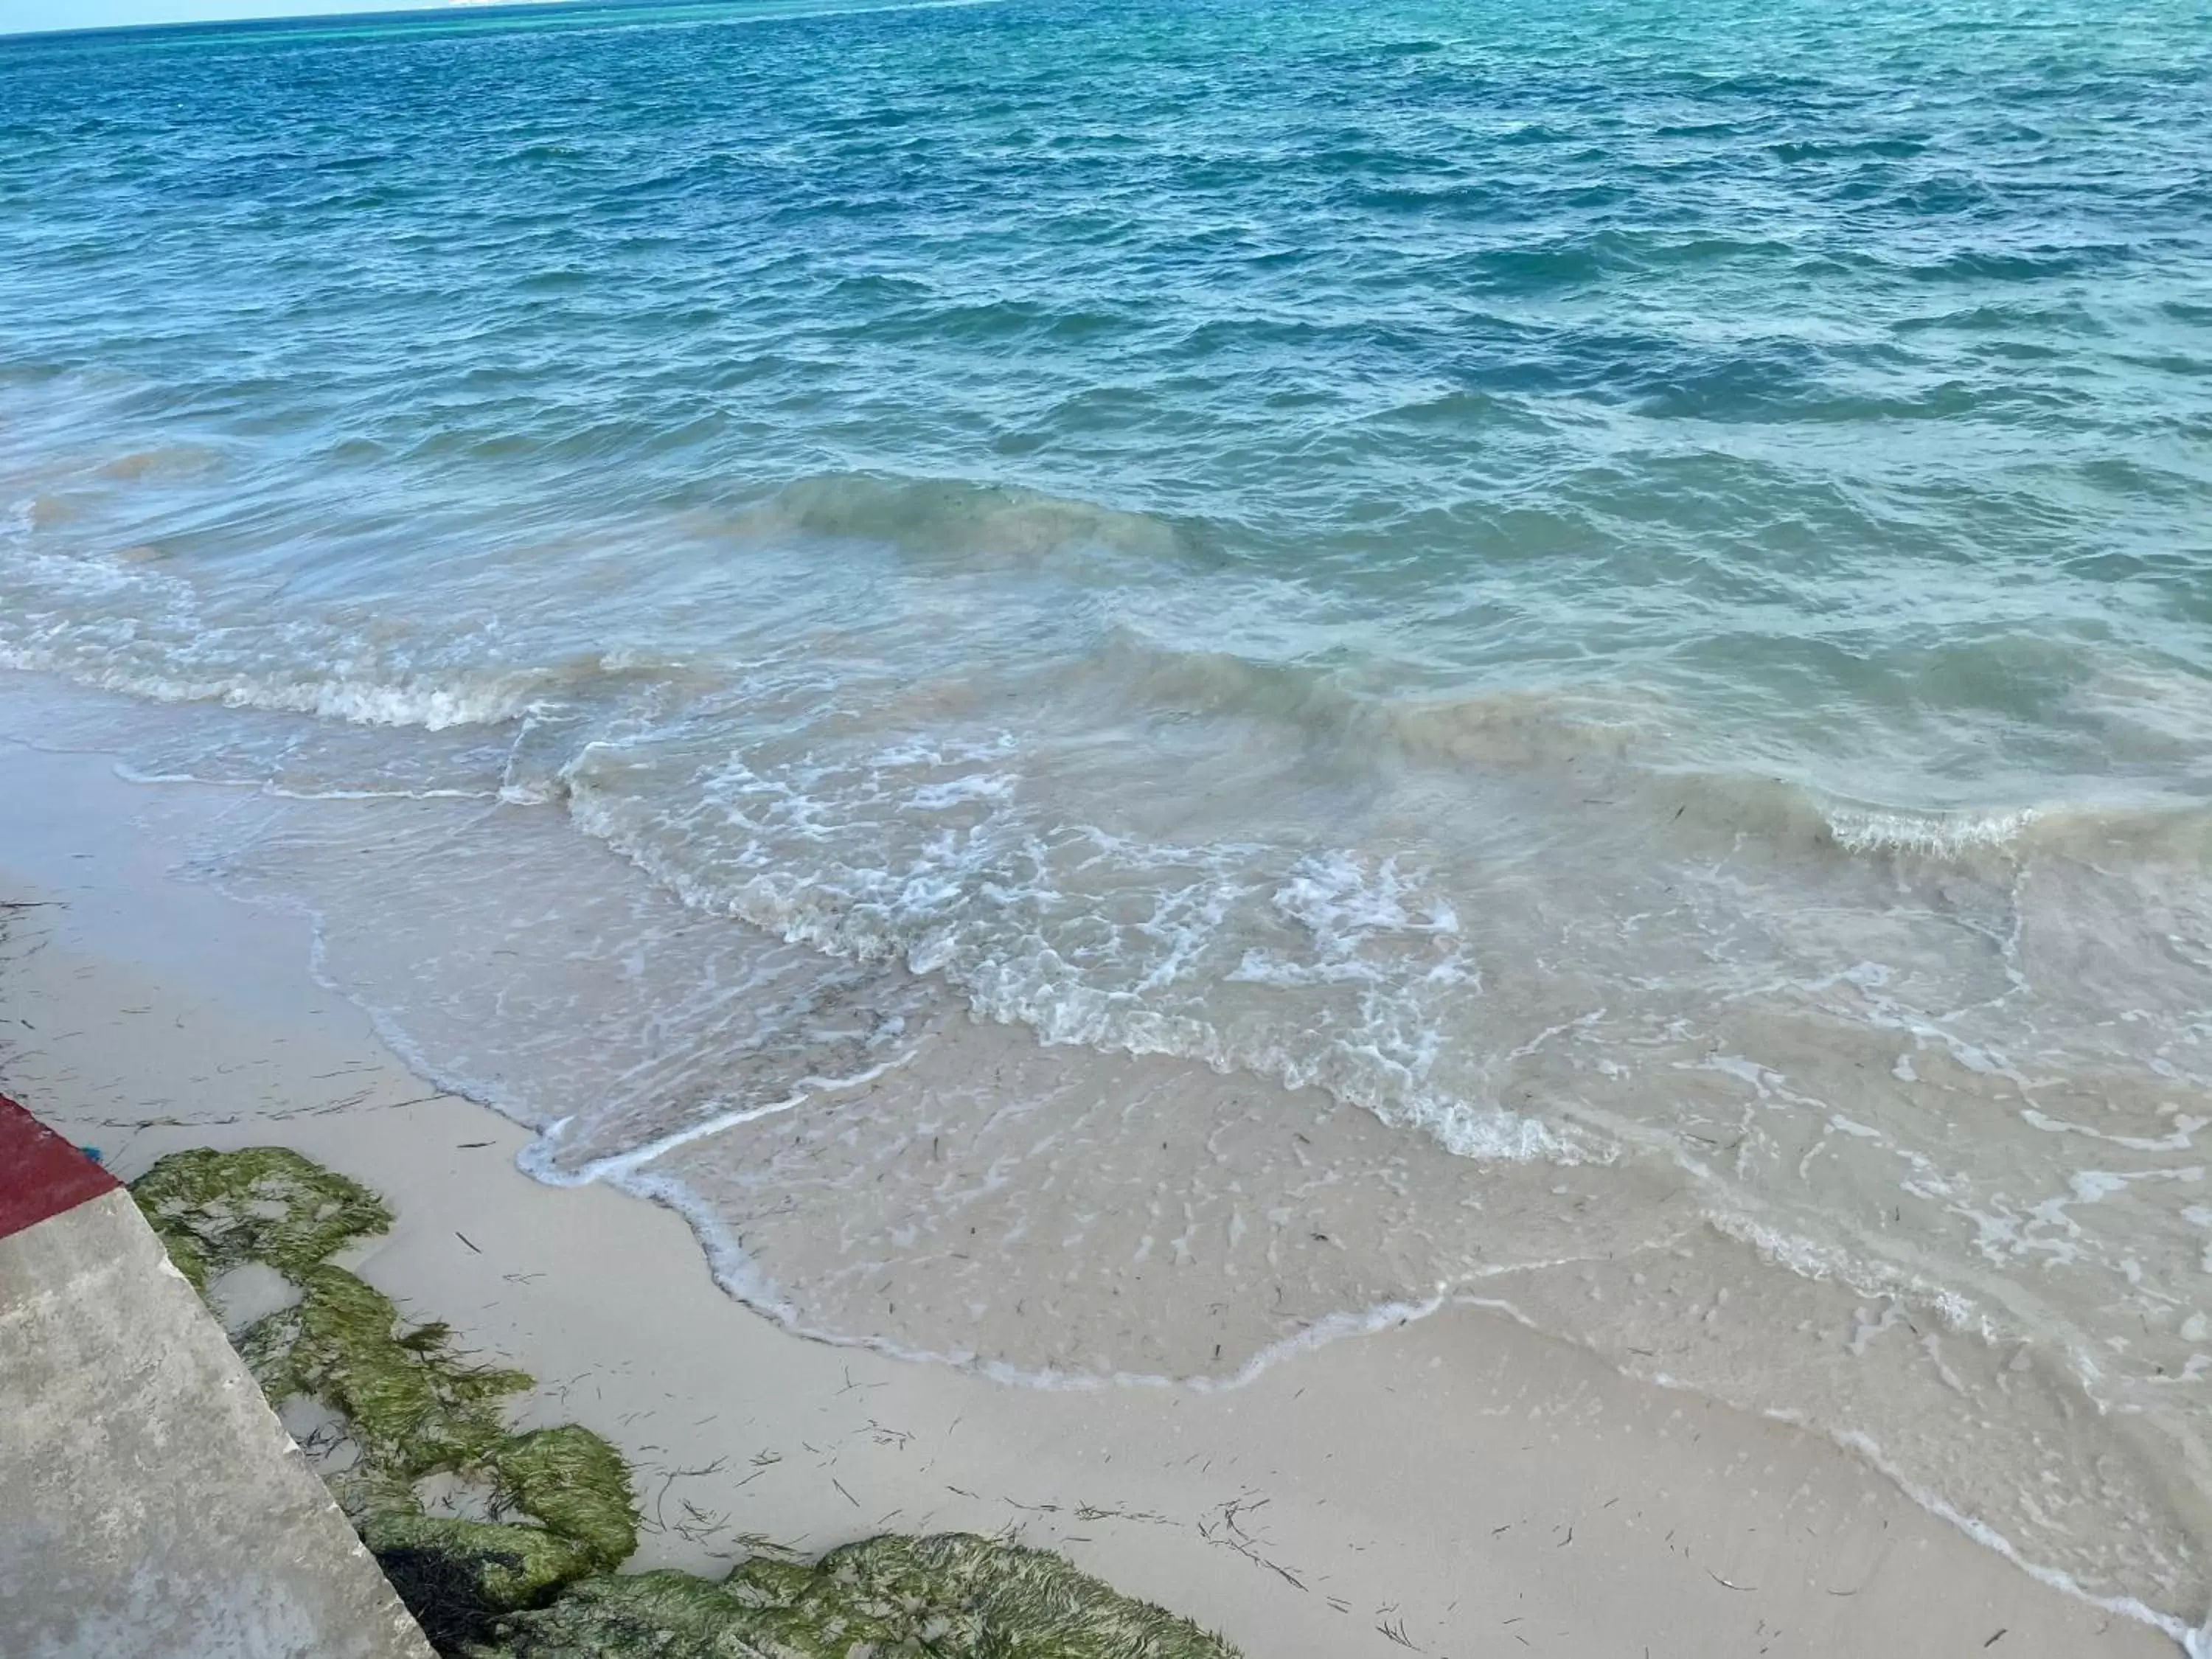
[0,731,2180,1658]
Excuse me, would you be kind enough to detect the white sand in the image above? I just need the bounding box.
[0,735,2179,1658]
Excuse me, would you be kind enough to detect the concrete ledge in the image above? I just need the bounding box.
[0,1097,433,1659]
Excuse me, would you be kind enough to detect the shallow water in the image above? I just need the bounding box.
[5,0,2212,1630]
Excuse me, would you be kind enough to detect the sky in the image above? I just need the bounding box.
[1,0,528,35]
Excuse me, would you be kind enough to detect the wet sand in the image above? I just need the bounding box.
[0,734,2177,1659]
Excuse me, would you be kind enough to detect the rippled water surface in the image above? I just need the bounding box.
[6,0,2212,1630]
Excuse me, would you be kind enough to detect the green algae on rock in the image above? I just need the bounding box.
[350,1425,645,1630]
[130,1144,392,1292]
[368,1512,616,1650]
[131,1148,640,1652]
[475,1534,1241,1659]
[243,1262,529,1478]
[131,1148,1240,1659]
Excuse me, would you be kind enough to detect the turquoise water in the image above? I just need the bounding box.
[7,0,2212,1627]
[4,0,2210,804]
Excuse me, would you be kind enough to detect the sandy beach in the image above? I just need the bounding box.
[0,729,2178,1658]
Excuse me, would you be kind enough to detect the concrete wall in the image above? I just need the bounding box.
[0,1098,433,1659]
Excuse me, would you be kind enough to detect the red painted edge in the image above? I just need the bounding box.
[0,1093,120,1242]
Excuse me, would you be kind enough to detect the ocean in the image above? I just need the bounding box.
[4,0,2211,1630]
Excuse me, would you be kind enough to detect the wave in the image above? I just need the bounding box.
[1624,768,2204,873]
[1041,628,2195,872]
[725,472,1188,570]
[1060,624,1656,768]
[0,529,711,734]
[1808,787,2212,869]
[552,744,1579,1168]
[0,636,555,731]
[1630,768,2046,864]
[1823,802,2039,857]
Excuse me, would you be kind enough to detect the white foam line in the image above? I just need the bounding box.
[524,1046,926,1186]
[262,785,504,803]
[647,1170,1465,1392]
[112,765,258,787]
[602,0,1006,34]
[631,1193,2209,1655]
[111,759,503,804]
[1825,803,2039,858]
[1821,1428,2197,1654]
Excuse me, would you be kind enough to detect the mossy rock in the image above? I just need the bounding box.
[464,1570,771,1659]
[355,1429,639,1654]
[475,1533,1239,1659]
[369,1514,607,1651]
[131,1147,640,1652]
[243,1262,529,1478]
[489,1425,640,1571]
[824,1533,1235,1658]
[376,1537,537,1656]
[130,1149,1237,1659]
[352,1423,641,1593]
[236,1264,637,1641]
[131,1145,392,1291]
